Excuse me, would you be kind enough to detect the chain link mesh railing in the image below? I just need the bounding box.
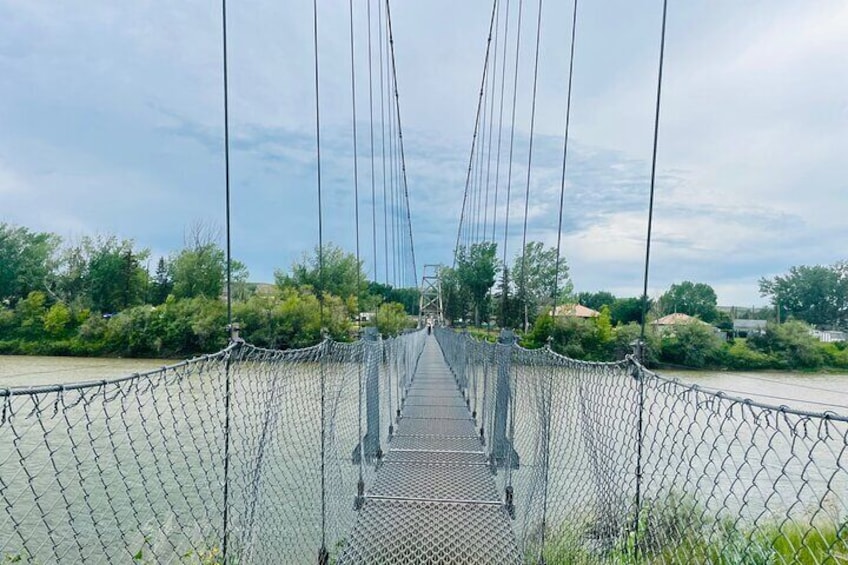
[435,327,848,564]
[1,329,426,564]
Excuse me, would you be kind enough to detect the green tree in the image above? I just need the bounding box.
[747,320,825,369]
[455,242,499,326]
[440,266,468,324]
[169,243,226,300]
[658,281,719,323]
[610,296,650,326]
[493,267,522,329]
[374,302,409,337]
[276,243,366,307]
[575,291,616,312]
[0,223,60,306]
[513,241,573,331]
[15,291,48,338]
[56,235,149,312]
[43,302,72,336]
[759,263,848,329]
[658,321,726,368]
[149,257,173,305]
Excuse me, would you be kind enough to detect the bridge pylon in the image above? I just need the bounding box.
[418,264,444,328]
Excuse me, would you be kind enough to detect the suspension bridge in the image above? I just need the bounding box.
[2,0,847,564]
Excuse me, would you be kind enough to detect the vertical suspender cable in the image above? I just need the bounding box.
[501,0,524,325]
[386,0,418,287]
[518,0,544,334]
[367,0,378,282]
[482,0,501,243]
[311,0,329,562]
[636,0,668,560]
[552,0,578,317]
[491,0,511,243]
[453,0,498,266]
[544,2,578,559]
[219,0,233,561]
[348,0,367,504]
[378,2,390,285]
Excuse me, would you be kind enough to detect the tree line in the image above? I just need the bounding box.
[0,222,417,357]
[443,241,848,371]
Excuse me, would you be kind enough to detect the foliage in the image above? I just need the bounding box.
[454,242,499,326]
[235,288,350,349]
[373,302,411,337]
[492,267,522,329]
[658,321,727,369]
[658,281,720,323]
[366,281,420,315]
[169,243,226,300]
[0,223,60,306]
[574,291,616,312]
[55,235,150,312]
[276,243,366,306]
[512,241,573,330]
[759,262,848,329]
[747,320,825,369]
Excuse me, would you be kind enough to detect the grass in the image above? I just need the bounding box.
[541,496,848,565]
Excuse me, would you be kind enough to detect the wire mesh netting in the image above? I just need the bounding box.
[435,328,848,564]
[2,326,847,563]
[0,330,426,564]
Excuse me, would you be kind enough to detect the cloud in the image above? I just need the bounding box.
[0,1,845,307]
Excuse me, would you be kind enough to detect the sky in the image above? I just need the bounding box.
[0,1,846,306]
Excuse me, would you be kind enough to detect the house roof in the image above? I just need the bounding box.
[552,304,600,318]
[652,313,708,326]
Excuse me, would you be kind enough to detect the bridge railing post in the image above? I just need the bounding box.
[491,330,519,476]
[353,327,382,495]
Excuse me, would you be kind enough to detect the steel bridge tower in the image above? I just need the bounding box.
[418,264,444,327]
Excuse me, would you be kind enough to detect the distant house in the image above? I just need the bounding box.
[810,329,847,343]
[552,304,600,318]
[651,313,724,337]
[652,313,705,327]
[732,319,767,338]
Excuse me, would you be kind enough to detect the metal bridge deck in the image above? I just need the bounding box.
[338,336,521,564]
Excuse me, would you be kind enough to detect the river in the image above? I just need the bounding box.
[3,355,846,415]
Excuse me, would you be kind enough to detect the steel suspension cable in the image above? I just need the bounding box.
[347,0,370,509]
[310,0,328,562]
[453,0,499,265]
[491,0,511,243]
[518,0,544,333]
[544,1,579,558]
[636,1,669,561]
[501,0,525,324]
[367,0,378,282]
[552,0,578,317]
[378,1,389,285]
[639,0,668,342]
[482,0,501,244]
[386,0,418,286]
[219,0,233,561]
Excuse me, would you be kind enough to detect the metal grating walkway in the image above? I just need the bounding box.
[338,336,522,564]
